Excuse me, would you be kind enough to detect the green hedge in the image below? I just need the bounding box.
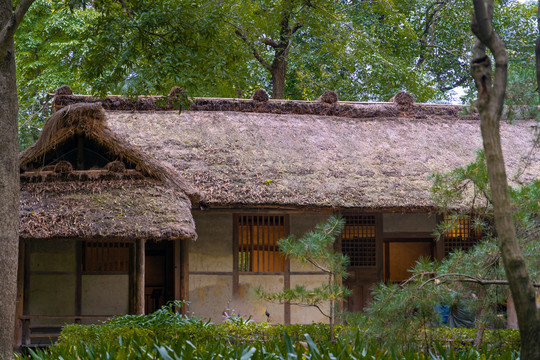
[19,302,521,359]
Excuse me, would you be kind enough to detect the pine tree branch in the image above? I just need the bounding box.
[418,272,540,288]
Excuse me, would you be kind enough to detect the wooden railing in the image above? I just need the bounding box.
[18,315,114,348]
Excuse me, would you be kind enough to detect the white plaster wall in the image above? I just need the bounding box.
[383,213,437,233]
[188,274,232,322]
[28,240,76,320]
[289,214,332,272]
[190,213,233,271]
[28,274,76,318]
[29,240,76,272]
[290,274,330,324]
[81,275,129,315]
[238,275,285,323]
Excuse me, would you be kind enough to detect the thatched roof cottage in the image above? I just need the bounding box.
[16,88,539,347]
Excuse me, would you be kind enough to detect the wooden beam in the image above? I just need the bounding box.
[435,214,445,261]
[180,240,189,315]
[376,213,384,282]
[75,242,82,316]
[13,239,25,350]
[383,231,434,239]
[174,239,181,302]
[134,239,145,314]
[232,215,239,296]
[284,215,291,325]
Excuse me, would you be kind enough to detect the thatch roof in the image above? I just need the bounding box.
[20,180,195,240]
[53,95,540,211]
[19,103,198,240]
[20,103,199,205]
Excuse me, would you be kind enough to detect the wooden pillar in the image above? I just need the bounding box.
[134,239,145,314]
[174,239,181,302]
[434,214,445,261]
[376,213,384,282]
[75,242,82,316]
[180,240,189,315]
[13,239,25,349]
[283,216,291,324]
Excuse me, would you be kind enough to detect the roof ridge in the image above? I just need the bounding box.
[51,94,477,120]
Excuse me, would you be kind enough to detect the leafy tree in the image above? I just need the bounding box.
[226,0,442,100]
[51,0,255,98]
[257,215,351,341]
[15,0,97,149]
[470,0,539,358]
[0,0,36,358]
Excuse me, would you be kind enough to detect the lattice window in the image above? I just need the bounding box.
[341,215,377,267]
[236,215,287,273]
[443,215,481,256]
[83,242,130,273]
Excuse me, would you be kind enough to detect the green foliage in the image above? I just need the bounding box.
[431,150,491,211]
[15,0,97,149]
[430,327,521,353]
[16,305,521,359]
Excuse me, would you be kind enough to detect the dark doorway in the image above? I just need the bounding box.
[145,241,174,314]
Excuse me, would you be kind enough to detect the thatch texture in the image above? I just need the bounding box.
[20,103,200,205]
[19,103,199,240]
[20,180,195,240]
[52,95,469,120]
[104,110,539,210]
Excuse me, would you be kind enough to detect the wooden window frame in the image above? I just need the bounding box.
[82,241,131,275]
[233,214,289,275]
[442,214,482,257]
[340,214,378,268]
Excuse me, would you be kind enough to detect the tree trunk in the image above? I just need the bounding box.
[536,1,540,101]
[470,1,540,358]
[0,7,21,360]
[271,56,287,99]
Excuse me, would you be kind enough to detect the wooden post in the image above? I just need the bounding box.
[134,239,145,314]
[435,214,445,261]
[284,216,291,324]
[23,319,30,346]
[75,242,82,316]
[376,213,384,282]
[13,239,25,349]
[180,240,189,315]
[174,239,181,303]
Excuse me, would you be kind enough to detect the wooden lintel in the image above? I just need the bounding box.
[383,232,435,239]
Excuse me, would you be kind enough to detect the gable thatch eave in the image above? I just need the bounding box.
[19,103,201,207]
